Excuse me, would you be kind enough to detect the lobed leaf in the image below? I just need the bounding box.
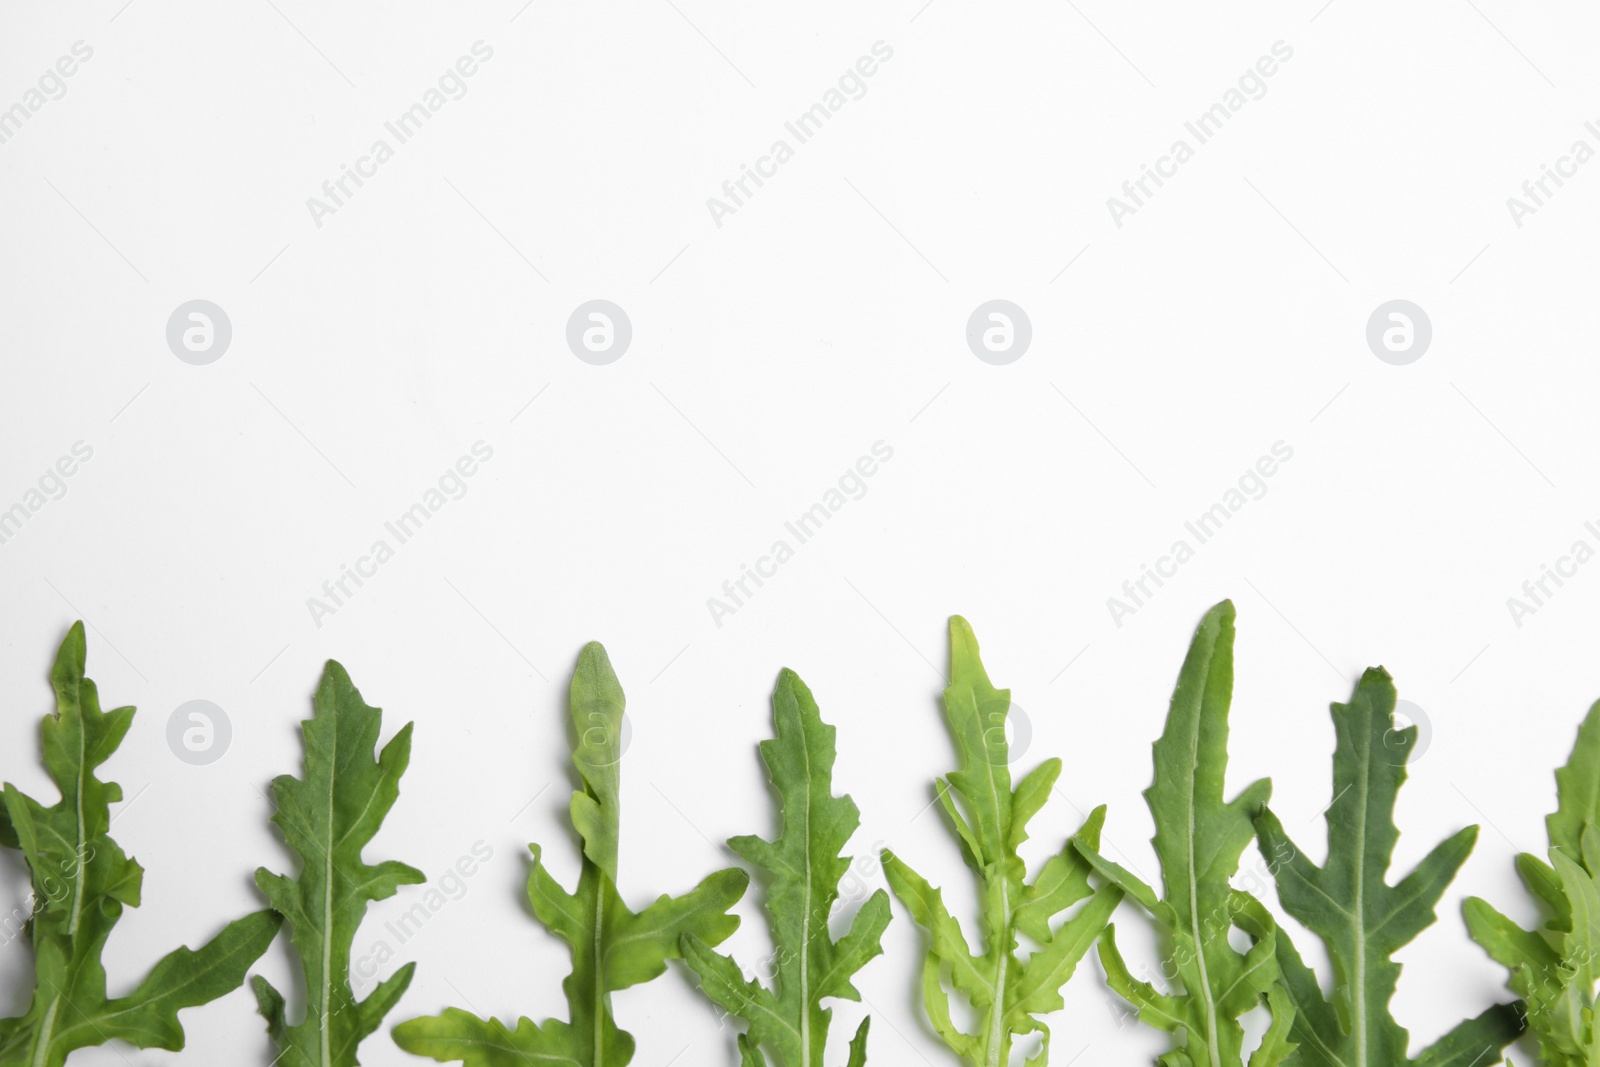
[393,641,749,1067]
[1075,600,1295,1067]
[882,616,1121,1066]
[681,668,890,1067]
[1466,698,1600,1067]
[1257,665,1522,1067]
[253,659,427,1066]
[0,622,280,1067]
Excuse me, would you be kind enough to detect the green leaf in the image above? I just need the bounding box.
[1411,1005,1527,1067]
[680,668,889,1067]
[253,659,427,1066]
[846,1019,870,1067]
[390,1009,572,1066]
[1256,665,1521,1067]
[0,622,281,1067]
[741,1033,770,1067]
[393,641,749,1067]
[1251,986,1299,1067]
[883,616,1122,1067]
[1549,699,1600,861]
[1466,698,1600,1067]
[1461,899,1558,976]
[1075,600,1293,1067]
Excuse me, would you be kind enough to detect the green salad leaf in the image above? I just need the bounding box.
[253,660,427,1066]
[1074,600,1294,1067]
[1464,697,1600,1067]
[1256,666,1523,1067]
[680,667,891,1067]
[882,616,1122,1067]
[0,622,281,1067]
[392,641,750,1066]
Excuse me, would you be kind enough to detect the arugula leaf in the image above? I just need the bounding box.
[0,622,281,1067]
[1464,697,1600,1067]
[680,667,891,1067]
[253,659,427,1066]
[881,616,1122,1067]
[1257,665,1523,1067]
[392,641,750,1066]
[1073,600,1294,1067]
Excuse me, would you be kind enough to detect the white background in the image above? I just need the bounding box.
[1,0,1597,1063]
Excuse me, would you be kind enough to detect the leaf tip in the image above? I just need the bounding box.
[50,621,88,693]
[576,640,614,674]
[317,657,355,694]
[571,642,625,719]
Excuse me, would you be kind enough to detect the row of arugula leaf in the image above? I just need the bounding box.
[0,603,1587,1066]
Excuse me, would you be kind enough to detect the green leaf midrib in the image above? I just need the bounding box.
[392,641,749,1067]
[319,718,338,1067]
[1351,721,1370,1067]
[2,625,279,1067]
[68,672,89,940]
[1263,667,1517,1067]
[798,710,814,1067]
[1185,655,1223,1067]
[33,657,92,1067]
[983,880,1010,1067]
[884,617,1116,1067]
[592,878,604,1067]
